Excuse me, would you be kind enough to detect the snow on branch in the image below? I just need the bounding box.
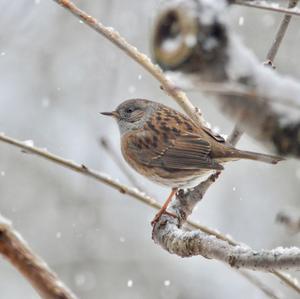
[152,184,300,271]
[152,0,300,157]
[0,213,78,299]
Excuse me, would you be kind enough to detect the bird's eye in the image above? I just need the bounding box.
[125,107,135,114]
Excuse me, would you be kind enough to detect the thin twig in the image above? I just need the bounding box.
[234,0,300,17]
[265,0,299,65]
[53,0,205,127]
[0,133,299,292]
[0,214,78,299]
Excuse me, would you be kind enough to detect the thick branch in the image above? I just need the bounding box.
[152,191,300,271]
[0,214,78,299]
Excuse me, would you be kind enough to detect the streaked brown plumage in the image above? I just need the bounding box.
[101,99,283,224]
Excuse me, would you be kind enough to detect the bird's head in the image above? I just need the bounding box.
[101,99,157,135]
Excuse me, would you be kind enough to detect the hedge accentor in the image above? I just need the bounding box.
[101,99,282,224]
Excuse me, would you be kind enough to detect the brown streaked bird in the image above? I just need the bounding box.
[101,99,283,224]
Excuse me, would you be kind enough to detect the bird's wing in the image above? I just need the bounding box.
[124,130,223,170]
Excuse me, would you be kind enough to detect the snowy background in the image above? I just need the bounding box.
[0,1,300,298]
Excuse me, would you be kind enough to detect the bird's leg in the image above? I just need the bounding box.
[151,188,178,226]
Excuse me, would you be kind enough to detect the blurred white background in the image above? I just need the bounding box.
[0,1,300,298]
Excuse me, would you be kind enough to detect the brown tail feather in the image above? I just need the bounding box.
[232,149,284,164]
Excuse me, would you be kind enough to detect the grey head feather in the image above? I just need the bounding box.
[115,99,158,135]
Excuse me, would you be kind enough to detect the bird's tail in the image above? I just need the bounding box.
[230,149,284,164]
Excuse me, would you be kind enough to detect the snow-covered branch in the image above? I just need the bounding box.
[152,186,300,271]
[5,0,296,296]
[152,0,300,157]
[0,214,78,299]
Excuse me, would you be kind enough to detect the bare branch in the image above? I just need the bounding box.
[52,0,206,127]
[0,214,78,299]
[233,0,300,17]
[265,0,299,65]
[152,189,300,271]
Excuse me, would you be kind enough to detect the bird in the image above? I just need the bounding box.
[101,99,283,225]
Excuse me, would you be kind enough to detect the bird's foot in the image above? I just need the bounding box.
[151,210,176,227]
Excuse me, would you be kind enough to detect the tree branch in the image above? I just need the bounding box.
[265,0,299,66]
[233,0,300,17]
[0,214,78,299]
[152,188,300,271]
[52,0,206,127]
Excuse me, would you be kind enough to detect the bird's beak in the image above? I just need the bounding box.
[100,111,119,118]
